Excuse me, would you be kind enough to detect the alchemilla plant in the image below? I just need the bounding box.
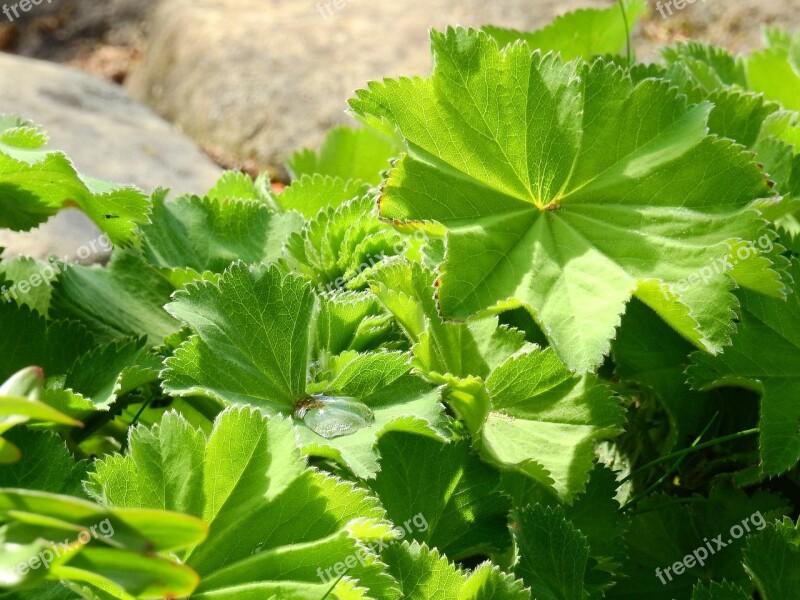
[1,1,799,598]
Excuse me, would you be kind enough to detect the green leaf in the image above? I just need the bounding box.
[52,547,201,599]
[0,304,94,382]
[276,174,369,219]
[611,483,788,599]
[297,376,447,478]
[413,319,529,383]
[376,260,530,381]
[512,504,590,600]
[285,196,411,292]
[661,43,748,92]
[369,431,511,560]
[164,263,315,410]
[747,30,800,111]
[0,116,149,245]
[139,193,302,275]
[0,487,208,598]
[742,517,800,600]
[705,89,780,149]
[692,581,750,600]
[368,259,530,435]
[0,429,87,496]
[483,0,645,60]
[206,171,261,203]
[688,258,800,475]
[612,298,717,450]
[57,338,161,410]
[0,368,83,463]
[0,365,44,402]
[0,395,80,433]
[0,489,208,554]
[482,348,623,500]
[287,125,400,186]
[0,257,58,316]
[164,263,446,477]
[368,258,438,344]
[50,251,179,346]
[658,44,800,231]
[0,580,76,600]
[314,350,410,397]
[86,408,400,599]
[760,109,800,149]
[382,541,529,600]
[0,536,50,591]
[559,464,628,572]
[658,39,800,226]
[762,27,800,66]
[315,290,396,358]
[499,463,628,579]
[351,28,778,372]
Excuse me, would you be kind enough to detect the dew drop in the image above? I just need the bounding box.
[293,395,375,439]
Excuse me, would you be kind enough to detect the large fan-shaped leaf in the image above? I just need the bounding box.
[351,28,780,372]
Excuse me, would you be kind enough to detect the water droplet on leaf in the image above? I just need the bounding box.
[293,395,375,439]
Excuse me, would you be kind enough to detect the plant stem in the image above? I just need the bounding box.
[120,395,155,452]
[620,427,759,484]
[617,0,632,67]
[621,413,719,511]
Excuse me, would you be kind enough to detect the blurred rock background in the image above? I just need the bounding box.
[1,0,799,257]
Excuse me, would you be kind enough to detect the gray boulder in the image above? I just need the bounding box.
[127,0,800,177]
[125,0,612,176]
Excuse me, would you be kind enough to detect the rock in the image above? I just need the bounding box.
[0,53,222,261]
[125,0,615,177]
[126,0,800,178]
